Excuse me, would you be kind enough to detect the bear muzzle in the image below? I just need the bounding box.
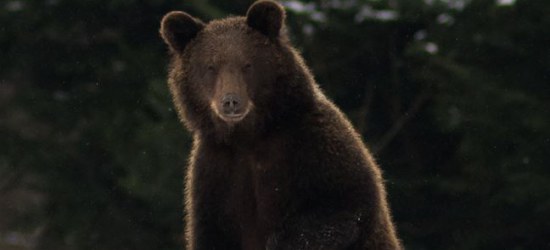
[213,93,252,123]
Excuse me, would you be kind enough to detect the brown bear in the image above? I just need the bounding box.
[160,1,403,249]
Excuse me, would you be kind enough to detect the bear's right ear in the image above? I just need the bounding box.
[246,0,286,39]
[160,11,205,52]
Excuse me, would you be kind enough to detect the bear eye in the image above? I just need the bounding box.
[243,63,252,71]
[207,65,216,72]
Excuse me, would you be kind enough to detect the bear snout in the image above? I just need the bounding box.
[212,92,252,123]
[221,93,243,116]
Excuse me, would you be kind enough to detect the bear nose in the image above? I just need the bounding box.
[221,93,243,115]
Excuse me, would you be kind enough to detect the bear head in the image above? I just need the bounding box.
[160,0,315,141]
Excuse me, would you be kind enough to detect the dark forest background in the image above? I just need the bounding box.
[1,0,549,249]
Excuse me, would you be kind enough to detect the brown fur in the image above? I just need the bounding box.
[160,1,402,249]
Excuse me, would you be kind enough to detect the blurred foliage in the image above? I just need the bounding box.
[1,0,549,249]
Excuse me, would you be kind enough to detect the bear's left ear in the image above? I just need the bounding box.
[246,0,286,39]
[160,11,205,52]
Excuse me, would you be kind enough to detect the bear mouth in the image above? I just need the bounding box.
[220,113,246,122]
[211,101,254,124]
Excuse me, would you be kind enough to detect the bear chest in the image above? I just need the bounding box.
[224,155,287,248]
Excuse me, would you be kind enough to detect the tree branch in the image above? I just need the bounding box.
[373,92,430,154]
[356,83,375,136]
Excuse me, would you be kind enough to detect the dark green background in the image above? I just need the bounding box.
[1,0,549,249]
